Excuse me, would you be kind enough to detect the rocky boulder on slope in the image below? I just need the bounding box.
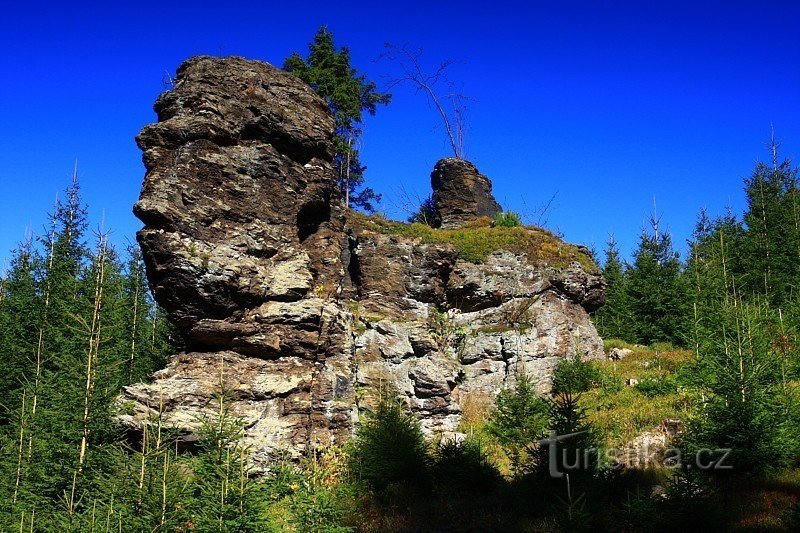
[120,55,606,466]
[431,157,502,228]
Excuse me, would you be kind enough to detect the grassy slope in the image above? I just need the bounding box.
[349,212,597,270]
[583,341,695,449]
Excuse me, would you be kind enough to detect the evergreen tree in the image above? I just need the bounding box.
[686,209,745,354]
[740,146,800,306]
[0,174,181,529]
[188,371,266,532]
[284,26,391,211]
[687,299,800,476]
[0,237,40,424]
[626,215,691,345]
[486,374,549,474]
[592,235,635,342]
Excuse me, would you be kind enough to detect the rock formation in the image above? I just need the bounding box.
[120,56,605,466]
[431,157,502,228]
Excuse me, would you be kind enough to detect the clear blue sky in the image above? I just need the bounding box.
[1,1,798,270]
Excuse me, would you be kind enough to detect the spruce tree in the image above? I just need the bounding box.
[0,237,40,423]
[740,148,800,306]
[626,215,690,345]
[284,26,391,211]
[592,235,635,342]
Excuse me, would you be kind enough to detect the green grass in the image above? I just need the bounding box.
[350,212,596,270]
[581,343,696,448]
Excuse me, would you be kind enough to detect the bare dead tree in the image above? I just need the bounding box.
[515,191,559,228]
[388,182,436,225]
[382,44,469,159]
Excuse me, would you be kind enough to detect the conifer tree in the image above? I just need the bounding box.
[740,143,800,306]
[0,237,40,424]
[592,235,634,342]
[188,365,265,532]
[626,215,690,345]
[284,26,391,211]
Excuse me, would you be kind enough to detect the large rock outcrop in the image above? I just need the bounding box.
[431,158,502,228]
[121,56,605,465]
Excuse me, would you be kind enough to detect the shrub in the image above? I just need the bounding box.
[264,453,354,532]
[349,395,430,494]
[486,374,549,473]
[432,436,500,493]
[492,211,523,228]
[598,368,624,393]
[552,354,602,394]
[603,338,635,352]
[539,390,599,479]
[635,375,677,397]
[408,195,437,226]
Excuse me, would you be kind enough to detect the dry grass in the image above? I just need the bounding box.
[349,211,597,269]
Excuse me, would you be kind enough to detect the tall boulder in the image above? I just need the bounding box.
[128,56,355,462]
[431,157,502,228]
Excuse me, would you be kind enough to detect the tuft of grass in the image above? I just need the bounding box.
[603,338,636,352]
[349,211,596,269]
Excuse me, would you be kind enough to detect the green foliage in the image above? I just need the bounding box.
[626,216,691,346]
[352,212,596,268]
[486,374,548,473]
[407,195,436,226]
[188,389,266,532]
[492,211,522,228]
[431,436,500,493]
[634,375,677,397]
[740,154,800,306]
[540,390,599,477]
[685,300,800,476]
[349,395,430,495]
[427,308,469,359]
[0,174,180,530]
[593,236,636,343]
[552,354,602,394]
[285,26,390,211]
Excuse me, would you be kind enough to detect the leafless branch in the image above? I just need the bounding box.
[381,44,469,159]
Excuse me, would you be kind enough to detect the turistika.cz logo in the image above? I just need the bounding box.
[537,430,733,478]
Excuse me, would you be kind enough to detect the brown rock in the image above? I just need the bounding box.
[430,158,502,228]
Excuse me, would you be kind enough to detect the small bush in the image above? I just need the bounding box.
[492,211,523,228]
[635,375,677,397]
[349,395,431,495]
[598,368,624,393]
[432,436,500,493]
[552,354,602,394]
[408,195,437,226]
[487,374,549,473]
[603,338,635,351]
[648,341,676,352]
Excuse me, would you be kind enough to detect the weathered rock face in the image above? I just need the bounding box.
[128,56,355,457]
[121,56,605,466]
[431,158,502,228]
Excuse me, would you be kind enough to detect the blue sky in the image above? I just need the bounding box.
[1,1,798,270]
